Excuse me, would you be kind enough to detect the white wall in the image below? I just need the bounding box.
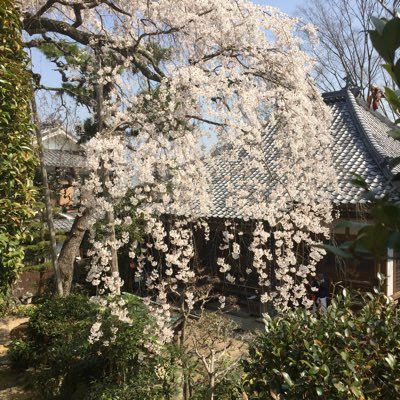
[43,134,80,151]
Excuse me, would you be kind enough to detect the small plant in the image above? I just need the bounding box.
[0,291,18,317]
[8,339,35,371]
[180,312,246,400]
[242,286,400,399]
[13,303,37,318]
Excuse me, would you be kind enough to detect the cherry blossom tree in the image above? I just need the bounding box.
[21,0,337,346]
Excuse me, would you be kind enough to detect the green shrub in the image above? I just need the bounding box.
[0,294,37,318]
[8,293,175,399]
[8,339,35,371]
[84,366,176,400]
[13,303,37,318]
[242,288,400,399]
[0,291,17,317]
[190,371,244,400]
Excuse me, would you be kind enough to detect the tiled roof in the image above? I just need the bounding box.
[208,88,400,219]
[43,149,85,168]
[54,218,75,233]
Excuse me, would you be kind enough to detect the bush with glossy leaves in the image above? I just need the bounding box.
[243,286,400,399]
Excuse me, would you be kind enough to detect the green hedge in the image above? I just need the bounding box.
[243,289,400,399]
[0,0,37,292]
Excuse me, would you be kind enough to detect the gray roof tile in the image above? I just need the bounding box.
[207,88,400,219]
[43,149,85,168]
[54,218,74,233]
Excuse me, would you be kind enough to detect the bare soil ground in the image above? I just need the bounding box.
[0,317,38,400]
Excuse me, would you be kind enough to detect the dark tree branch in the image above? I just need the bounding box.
[39,84,92,103]
[23,13,94,45]
[32,0,57,19]
[71,4,83,28]
[185,115,226,127]
[103,0,132,17]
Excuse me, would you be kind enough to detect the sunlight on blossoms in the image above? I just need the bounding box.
[22,0,337,345]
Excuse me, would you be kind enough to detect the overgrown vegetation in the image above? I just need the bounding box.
[22,203,66,273]
[0,0,37,293]
[8,294,176,399]
[8,287,400,399]
[242,285,400,399]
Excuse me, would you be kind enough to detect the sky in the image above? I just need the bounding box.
[253,0,305,15]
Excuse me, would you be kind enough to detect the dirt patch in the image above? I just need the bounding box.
[0,367,37,400]
[0,317,28,345]
[0,317,38,400]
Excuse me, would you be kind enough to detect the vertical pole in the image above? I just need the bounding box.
[387,248,394,297]
[32,99,64,296]
[267,228,277,316]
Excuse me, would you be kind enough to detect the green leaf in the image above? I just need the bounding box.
[370,16,387,35]
[321,364,330,378]
[388,128,400,140]
[319,244,352,258]
[350,385,363,397]
[385,87,400,112]
[370,30,388,62]
[370,18,400,63]
[385,353,396,369]
[371,203,400,227]
[309,366,319,375]
[315,387,323,396]
[334,220,370,230]
[334,382,346,392]
[382,18,400,61]
[282,372,294,387]
[383,63,400,87]
[364,381,380,394]
[346,361,357,374]
[350,174,368,190]
[354,223,390,256]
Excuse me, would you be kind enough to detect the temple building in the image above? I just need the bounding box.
[201,87,400,300]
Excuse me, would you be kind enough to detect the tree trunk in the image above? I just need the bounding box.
[58,207,91,294]
[106,209,120,293]
[205,351,216,400]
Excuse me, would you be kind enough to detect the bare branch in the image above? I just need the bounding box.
[185,115,226,127]
[297,0,392,99]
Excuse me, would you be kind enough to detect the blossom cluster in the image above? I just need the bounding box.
[24,0,337,339]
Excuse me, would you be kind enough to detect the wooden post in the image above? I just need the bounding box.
[32,99,64,297]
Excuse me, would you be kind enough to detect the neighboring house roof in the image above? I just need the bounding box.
[54,218,75,233]
[208,88,400,220]
[54,212,78,233]
[43,149,85,168]
[41,124,86,169]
